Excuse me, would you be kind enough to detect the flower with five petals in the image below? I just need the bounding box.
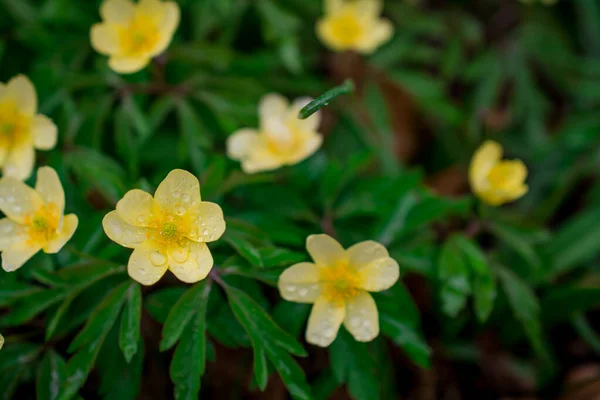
[0,167,78,272]
[278,234,399,347]
[103,169,226,285]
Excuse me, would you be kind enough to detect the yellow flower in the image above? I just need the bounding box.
[469,140,528,207]
[278,234,399,347]
[0,75,57,180]
[0,167,78,272]
[90,0,180,74]
[0,333,3,350]
[103,169,225,285]
[226,94,323,174]
[316,0,394,54]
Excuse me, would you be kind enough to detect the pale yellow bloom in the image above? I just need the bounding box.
[226,94,323,174]
[0,75,57,181]
[90,0,180,74]
[316,0,393,53]
[0,167,78,272]
[469,140,528,207]
[103,169,225,285]
[278,234,399,347]
[0,333,3,350]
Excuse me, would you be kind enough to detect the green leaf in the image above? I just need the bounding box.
[0,288,68,326]
[59,282,131,400]
[170,281,211,400]
[144,287,186,324]
[225,233,264,267]
[454,236,496,322]
[160,282,211,351]
[547,207,600,275]
[36,350,67,400]
[69,281,130,353]
[541,287,600,323]
[496,266,544,355]
[0,281,41,307]
[119,284,142,363]
[437,236,471,317]
[224,284,312,399]
[379,315,431,368]
[330,330,380,400]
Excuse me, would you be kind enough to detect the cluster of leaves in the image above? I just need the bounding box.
[2,0,600,399]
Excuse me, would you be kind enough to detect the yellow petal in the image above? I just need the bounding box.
[44,214,78,254]
[168,241,213,283]
[32,115,57,150]
[128,245,168,285]
[316,19,349,52]
[469,140,503,193]
[346,240,389,269]
[116,189,156,227]
[356,19,393,54]
[241,150,283,174]
[278,262,322,303]
[102,211,149,248]
[285,133,322,165]
[488,160,528,190]
[3,145,34,181]
[0,146,9,167]
[355,0,384,17]
[0,177,43,223]
[35,167,65,214]
[90,24,119,55]
[2,240,41,272]
[227,128,260,160]
[100,0,135,23]
[259,93,289,126]
[5,75,37,115]
[152,2,180,55]
[324,0,344,14]
[108,55,151,74]
[192,201,226,242]
[344,291,379,342]
[0,218,25,251]
[357,257,399,292]
[306,234,347,268]
[305,296,346,347]
[154,169,201,215]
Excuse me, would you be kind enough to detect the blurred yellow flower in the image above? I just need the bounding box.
[0,333,3,350]
[278,234,399,347]
[0,75,57,181]
[103,169,225,285]
[90,0,180,74]
[469,140,528,207]
[0,167,78,272]
[316,0,393,53]
[227,94,323,174]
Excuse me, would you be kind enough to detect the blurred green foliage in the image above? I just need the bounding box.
[2,0,600,399]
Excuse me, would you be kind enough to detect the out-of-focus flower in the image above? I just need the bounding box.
[90,0,180,74]
[0,167,78,272]
[226,94,322,174]
[316,0,393,53]
[278,234,399,347]
[0,334,3,350]
[103,169,225,285]
[0,75,57,180]
[469,140,528,206]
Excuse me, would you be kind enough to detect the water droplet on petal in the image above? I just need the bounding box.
[286,285,297,292]
[175,207,185,216]
[202,229,209,236]
[299,288,308,297]
[172,248,189,263]
[173,191,181,198]
[150,251,166,266]
[182,194,191,202]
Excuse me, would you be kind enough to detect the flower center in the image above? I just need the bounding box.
[25,203,60,246]
[145,210,190,250]
[118,15,161,55]
[0,101,31,148]
[329,12,364,46]
[161,221,179,240]
[320,260,361,304]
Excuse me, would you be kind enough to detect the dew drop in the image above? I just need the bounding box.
[324,328,334,338]
[175,207,185,216]
[182,194,191,202]
[286,285,297,292]
[299,288,308,297]
[208,235,215,241]
[203,229,209,236]
[150,251,166,266]
[139,268,147,276]
[137,216,145,223]
[350,317,361,327]
[172,248,189,263]
[173,191,181,198]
